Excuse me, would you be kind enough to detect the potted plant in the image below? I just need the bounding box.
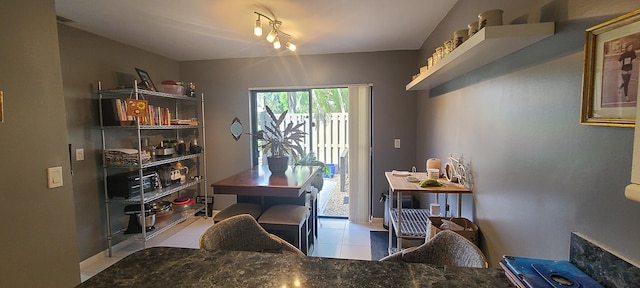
[260,106,306,174]
[295,151,330,190]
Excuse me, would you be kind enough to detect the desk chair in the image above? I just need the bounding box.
[380,230,487,268]
[199,214,304,256]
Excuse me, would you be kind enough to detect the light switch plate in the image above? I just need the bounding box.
[394,138,401,148]
[76,148,84,161]
[47,166,63,188]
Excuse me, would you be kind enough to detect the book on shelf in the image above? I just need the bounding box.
[100,98,133,126]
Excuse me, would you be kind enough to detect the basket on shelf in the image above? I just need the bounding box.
[427,217,478,245]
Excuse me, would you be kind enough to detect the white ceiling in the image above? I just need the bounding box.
[54,0,457,61]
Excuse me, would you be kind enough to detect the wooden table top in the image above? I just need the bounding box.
[211,165,321,198]
[385,171,471,193]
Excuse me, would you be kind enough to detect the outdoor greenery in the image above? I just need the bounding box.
[259,88,349,115]
[295,151,331,176]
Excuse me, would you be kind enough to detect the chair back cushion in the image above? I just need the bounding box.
[380,230,487,268]
[200,214,303,256]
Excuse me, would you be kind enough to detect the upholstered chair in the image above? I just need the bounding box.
[199,214,305,256]
[379,230,487,268]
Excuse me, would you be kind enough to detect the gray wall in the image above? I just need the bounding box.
[179,51,418,216]
[57,24,180,261]
[58,27,419,260]
[0,0,80,286]
[416,0,640,266]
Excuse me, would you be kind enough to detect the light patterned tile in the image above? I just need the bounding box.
[81,255,124,274]
[339,244,371,261]
[317,228,344,244]
[159,234,201,249]
[345,221,376,231]
[342,229,370,246]
[318,218,346,229]
[173,217,214,237]
[312,243,342,258]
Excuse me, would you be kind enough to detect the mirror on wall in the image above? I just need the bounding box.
[230,117,243,141]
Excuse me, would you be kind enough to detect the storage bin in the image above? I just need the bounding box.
[427,217,478,245]
[323,163,336,178]
[159,84,185,96]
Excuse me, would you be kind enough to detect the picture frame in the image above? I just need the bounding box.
[580,9,640,127]
[581,9,640,127]
[134,67,156,92]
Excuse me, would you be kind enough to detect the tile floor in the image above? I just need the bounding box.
[80,215,386,282]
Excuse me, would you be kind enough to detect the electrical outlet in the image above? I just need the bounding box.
[76,148,84,161]
[394,138,401,148]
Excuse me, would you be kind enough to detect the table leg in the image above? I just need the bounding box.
[396,191,403,252]
[457,193,462,218]
[388,187,393,254]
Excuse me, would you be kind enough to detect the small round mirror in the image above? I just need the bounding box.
[230,117,243,141]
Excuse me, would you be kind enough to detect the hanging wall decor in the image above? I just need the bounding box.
[581,9,640,127]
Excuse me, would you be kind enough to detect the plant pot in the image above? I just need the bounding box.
[267,156,289,174]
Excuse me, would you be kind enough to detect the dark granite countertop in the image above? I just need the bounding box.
[77,247,511,287]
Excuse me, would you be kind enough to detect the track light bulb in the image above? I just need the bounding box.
[266,29,277,43]
[273,36,281,49]
[254,19,262,36]
[285,41,296,51]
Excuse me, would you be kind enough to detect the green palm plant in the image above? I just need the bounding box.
[295,151,331,176]
[261,106,306,173]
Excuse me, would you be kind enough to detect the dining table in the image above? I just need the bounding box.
[76,247,512,287]
[211,165,322,207]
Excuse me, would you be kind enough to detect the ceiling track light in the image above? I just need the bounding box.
[273,36,281,49]
[254,15,262,37]
[253,11,297,52]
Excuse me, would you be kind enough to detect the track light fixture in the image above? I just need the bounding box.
[253,12,296,51]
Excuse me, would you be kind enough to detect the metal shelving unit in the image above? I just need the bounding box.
[98,81,207,256]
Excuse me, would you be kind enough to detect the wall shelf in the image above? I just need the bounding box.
[406,22,555,91]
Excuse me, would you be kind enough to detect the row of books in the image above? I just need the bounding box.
[100,98,171,126]
[141,104,171,126]
[499,255,603,288]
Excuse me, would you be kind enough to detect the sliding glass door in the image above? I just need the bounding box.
[250,88,352,218]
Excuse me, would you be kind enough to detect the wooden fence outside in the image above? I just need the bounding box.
[285,112,348,170]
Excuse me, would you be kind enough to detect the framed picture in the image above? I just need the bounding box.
[581,9,640,127]
[134,67,156,92]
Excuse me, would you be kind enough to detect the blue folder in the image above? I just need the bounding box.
[501,256,603,288]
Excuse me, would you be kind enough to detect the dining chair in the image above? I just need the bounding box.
[379,230,488,268]
[199,214,305,256]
